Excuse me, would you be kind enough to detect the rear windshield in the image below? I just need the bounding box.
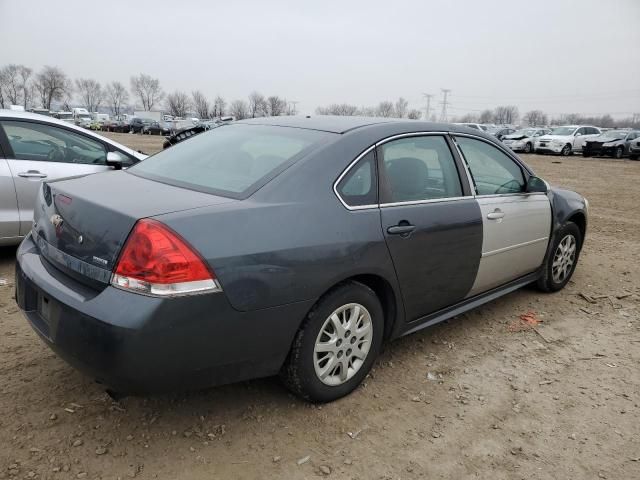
[129,124,332,198]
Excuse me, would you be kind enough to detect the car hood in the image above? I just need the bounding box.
[590,136,624,144]
[538,135,571,142]
[32,171,234,286]
[504,134,530,141]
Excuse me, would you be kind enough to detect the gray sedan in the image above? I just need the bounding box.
[15,117,588,402]
[0,111,146,245]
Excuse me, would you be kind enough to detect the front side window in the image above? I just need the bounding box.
[380,135,463,203]
[2,120,107,165]
[336,150,377,207]
[130,124,331,197]
[455,136,525,195]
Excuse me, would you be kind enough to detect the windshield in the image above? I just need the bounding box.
[600,130,627,139]
[512,129,537,137]
[550,127,577,136]
[130,124,332,198]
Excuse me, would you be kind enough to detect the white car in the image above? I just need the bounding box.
[502,128,550,153]
[454,123,488,132]
[0,111,147,246]
[535,125,601,156]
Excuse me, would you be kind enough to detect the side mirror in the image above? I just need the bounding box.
[575,132,582,137]
[526,176,548,193]
[106,151,125,170]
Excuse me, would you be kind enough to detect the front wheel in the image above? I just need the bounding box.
[281,281,384,402]
[614,146,624,159]
[561,144,572,156]
[524,142,532,153]
[537,222,582,292]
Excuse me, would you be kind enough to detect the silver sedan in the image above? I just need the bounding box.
[0,111,146,246]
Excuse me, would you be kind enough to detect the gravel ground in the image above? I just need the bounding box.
[1,133,639,479]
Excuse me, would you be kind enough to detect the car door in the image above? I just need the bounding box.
[0,151,20,243]
[0,119,111,235]
[572,127,590,151]
[377,134,483,321]
[453,135,551,296]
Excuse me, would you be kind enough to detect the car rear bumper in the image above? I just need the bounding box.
[15,234,312,394]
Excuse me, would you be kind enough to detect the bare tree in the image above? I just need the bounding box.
[130,73,163,111]
[523,110,548,126]
[75,78,103,112]
[105,81,129,117]
[191,90,210,119]
[407,109,422,120]
[376,101,394,118]
[33,66,72,110]
[18,65,33,108]
[266,96,287,116]
[394,97,409,118]
[478,109,494,124]
[229,99,249,120]
[493,105,519,125]
[1,64,22,105]
[165,91,191,118]
[316,103,360,116]
[248,91,267,118]
[212,95,226,118]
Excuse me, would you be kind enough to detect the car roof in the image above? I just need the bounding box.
[0,109,146,160]
[236,115,404,134]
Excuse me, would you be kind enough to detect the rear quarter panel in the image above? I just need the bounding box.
[154,130,403,314]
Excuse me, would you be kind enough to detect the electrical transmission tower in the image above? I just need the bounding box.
[439,89,451,122]
[422,93,433,121]
[289,101,299,115]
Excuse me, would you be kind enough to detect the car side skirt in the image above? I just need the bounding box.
[399,270,541,337]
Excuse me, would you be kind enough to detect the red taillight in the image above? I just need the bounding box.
[112,219,220,296]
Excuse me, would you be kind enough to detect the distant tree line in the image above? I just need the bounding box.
[0,64,295,120]
[454,106,638,129]
[315,98,422,119]
[1,64,638,128]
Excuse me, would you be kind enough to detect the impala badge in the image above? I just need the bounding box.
[50,214,64,228]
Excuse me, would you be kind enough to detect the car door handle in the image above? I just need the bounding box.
[18,170,47,178]
[387,224,416,235]
[487,209,505,220]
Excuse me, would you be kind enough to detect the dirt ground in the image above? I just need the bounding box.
[1,133,639,480]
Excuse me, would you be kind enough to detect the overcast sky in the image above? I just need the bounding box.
[1,0,639,118]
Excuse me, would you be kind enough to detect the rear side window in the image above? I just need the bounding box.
[380,135,463,203]
[130,124,331,198]
[336,150,377,207]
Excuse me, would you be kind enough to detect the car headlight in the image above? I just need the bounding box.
[584,197,589,215]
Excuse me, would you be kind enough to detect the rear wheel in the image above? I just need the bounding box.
[561,144,572,156]
[537,222,582,292]
[281,281,384,402]
[524,142,532,153]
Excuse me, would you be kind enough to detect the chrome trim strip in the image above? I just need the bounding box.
[374,131,449,146]
[475,192,547,199]
[482,237,549,258]
[380,196,470,208]
[332,144,378,211]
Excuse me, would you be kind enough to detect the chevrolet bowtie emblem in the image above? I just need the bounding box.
[50,214,64,228]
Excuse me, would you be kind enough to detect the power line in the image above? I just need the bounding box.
[439,89,450,122]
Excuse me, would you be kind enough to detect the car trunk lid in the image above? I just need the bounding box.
[33,170,234,288]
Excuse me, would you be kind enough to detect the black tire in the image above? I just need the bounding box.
[281,281,384,402]
[561,144,572,156]
[630,155,638,161]
[536,222,582,292]
[614,146,623,159]
[582,150,590,157]
[524,142,532,153]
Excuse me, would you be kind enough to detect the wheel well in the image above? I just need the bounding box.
[567,212,586,242]
[320,274,398,340]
